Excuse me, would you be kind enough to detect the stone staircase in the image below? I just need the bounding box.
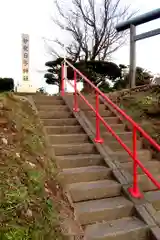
[32,94,160,240]
[79,94,160,192]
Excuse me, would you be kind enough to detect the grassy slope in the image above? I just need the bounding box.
[109,86,160,146]
[0,93,66,240]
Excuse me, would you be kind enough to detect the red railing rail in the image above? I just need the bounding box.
[61,60,160,198]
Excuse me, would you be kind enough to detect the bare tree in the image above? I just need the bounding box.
[51,0,135,62]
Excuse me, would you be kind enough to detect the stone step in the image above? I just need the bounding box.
[34,95,62,101]
[42,118,78,126]
[93,123,125,133]
[74,196,133,225]
[139,174,160,192]
[78,98,105,106]
[103,132,133,142]
[145,190,160,210]
[107,140,142,151]
[52,143,97,156]
[16,92,36,96]
[86,110,113,118]
[36,105,69,111]
[56,154,104,169]
[81,103,106,111]
[45,125,84,134]
[38,111,73,119]
[84,217,148,240]
[67,179,121,202]
[49,134,89,144]
[122,160,160,175]
[58,166,111,185]
[110,150,151,163]
[82,94,95,100]
[34,96,63,104]
[90,116,119,125]
[35,99,65,105]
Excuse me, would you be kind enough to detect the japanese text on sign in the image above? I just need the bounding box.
[22,34,29,81]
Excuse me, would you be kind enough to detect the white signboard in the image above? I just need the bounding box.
[22,34,29,81]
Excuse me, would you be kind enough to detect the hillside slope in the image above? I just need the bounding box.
[108,85,160,154]
[0,93,71,240]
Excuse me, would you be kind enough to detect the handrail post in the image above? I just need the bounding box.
[94,91,104,143]
[128,126,142,198]
[73,70,79,112]
[61,64,65,96]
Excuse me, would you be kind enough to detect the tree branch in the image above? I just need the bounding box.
[48,0,137,61]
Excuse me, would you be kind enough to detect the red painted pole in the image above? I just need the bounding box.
[128,126,142,198]
[73,70,79,112]
[61,64,64,96]
[94,91,104,143]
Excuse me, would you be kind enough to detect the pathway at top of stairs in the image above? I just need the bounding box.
[33,94,158,240]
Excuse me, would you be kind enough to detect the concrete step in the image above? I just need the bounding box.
[82,94,95,100]
[36,105,69,111]
[67,179,121,202]
[42,118,78,126]
[45,125,84,134]
[139,174,160,192]
[110,150,151,163]
[52,143,97,156]
[78,98,105,106]
[103,132,132,142]
[81,103,106,111]
[35,100,65,105]
[38,111,73,119]
[145,190,160,210]
[105,140,142,151]
[122,160,160,175]
[74,196,133,225]
[16,92,36,96]
[84,217,148,240]
[86,110,113,118]
[34,97,63,104]
[34,95,62,101]
[35,99,65,105]
[107,140,142,151]
[49,134,89,144]
[56,154,104,169]
[90,116,119,125]
[58,166,111,185]
[97,123,125,133]
[90,122,125,132]
[84,96,107,104]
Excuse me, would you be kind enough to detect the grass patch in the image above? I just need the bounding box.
[0,92,65,239]
[109,86,160,146]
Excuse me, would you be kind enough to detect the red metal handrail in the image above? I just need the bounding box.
[61,61,160,198]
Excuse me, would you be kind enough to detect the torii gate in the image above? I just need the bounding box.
[116,8,160,88]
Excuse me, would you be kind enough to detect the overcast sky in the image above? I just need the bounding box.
[0,0,159,93]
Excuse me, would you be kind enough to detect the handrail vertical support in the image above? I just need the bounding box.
[61,64,65,96]
[128,126,142,198]
[94,92,104,143]
[73,70,79,112]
